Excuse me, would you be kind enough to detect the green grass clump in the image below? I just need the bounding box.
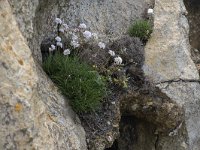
[128,20,152,41]
[43,53,106,112]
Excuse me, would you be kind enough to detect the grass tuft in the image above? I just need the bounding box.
[128,20,152,41]
[43,53,107,112]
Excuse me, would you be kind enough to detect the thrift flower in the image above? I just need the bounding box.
[98,42,106,49]
[114,56,123,65]
[73,28,79,32]
[92,33,98,40]
[55,18,62,24]
[63,49,71,55]
[55,36,62,42]
[51,44,56,50]
[72,34,78,41]
[83,31,92,39]
[79,23,87,29]
[49,44,56,52]
[108,50,115,56]
[63,24,69,30]
[71,40,80,48]
[59,28,65,33]
[56,42,63,48]
[49,47,54,52]
[147,8,154,15]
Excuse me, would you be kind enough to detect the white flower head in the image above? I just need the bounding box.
[114,56,123,65]
[51,44,56,50]
[49,47,54,52]
[63,24,69,30]
[108,50,115,56]
[123,47,127,52]
[55,18,62,24]
[63,49,71,55]
[79,23,87,29]
[83,30,92,39]
[98,42,106,49]
[147,8,154,15]
[55,36,62,42]
[56,42,63,48]
[73,28,79,32]
[72,34,78,41]
[59,28,65,33]
[92,33,98,40]
[70,40,80,48]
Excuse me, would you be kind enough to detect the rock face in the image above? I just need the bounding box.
[143,0,199,83]
[144,0,200,149]
[9,0,153,62]
[0,1,86,149]
[2,0,200,149]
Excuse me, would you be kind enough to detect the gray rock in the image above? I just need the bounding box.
[9,0,153,62]
[158,82,200,150]
[143,0,199,83]
[0,1,86,149]
[143,0,200,149]
[4,0,200,149]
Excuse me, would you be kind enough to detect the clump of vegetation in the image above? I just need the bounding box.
[43,52,107,112]
[128,20,152,41]
[42,17,143,112]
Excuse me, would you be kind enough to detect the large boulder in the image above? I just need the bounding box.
[144,0,200,149]
[0,1,86,149]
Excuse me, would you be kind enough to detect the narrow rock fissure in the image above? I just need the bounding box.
[155,79,200,85]
[154,134,159,150]
[184,0,200,70]
[184,0,200,50]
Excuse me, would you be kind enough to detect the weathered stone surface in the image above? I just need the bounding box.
[9,0,153,61]
[64,0,153,38]
[4,0,200,149]
[158,82,200,150]
[143,0,199,83]
[0,1,86,149]
[121,87,184,132]
[143,0,200,149]
[8,0,39,60]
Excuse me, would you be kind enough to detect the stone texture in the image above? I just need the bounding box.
[121,87,184,132]
[8,0,39,60]
[143,0,200,149]
[9,0,153,62]
[143,0,199,83]
[158,82,200,150]
[0,1,86,149]
[4,0,200,149]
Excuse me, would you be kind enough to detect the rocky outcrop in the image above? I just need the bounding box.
[9,0,154,62]
[0,1,86,149]
[144,0,200,149]
[143,0,199,82]
[2,0,200,149]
